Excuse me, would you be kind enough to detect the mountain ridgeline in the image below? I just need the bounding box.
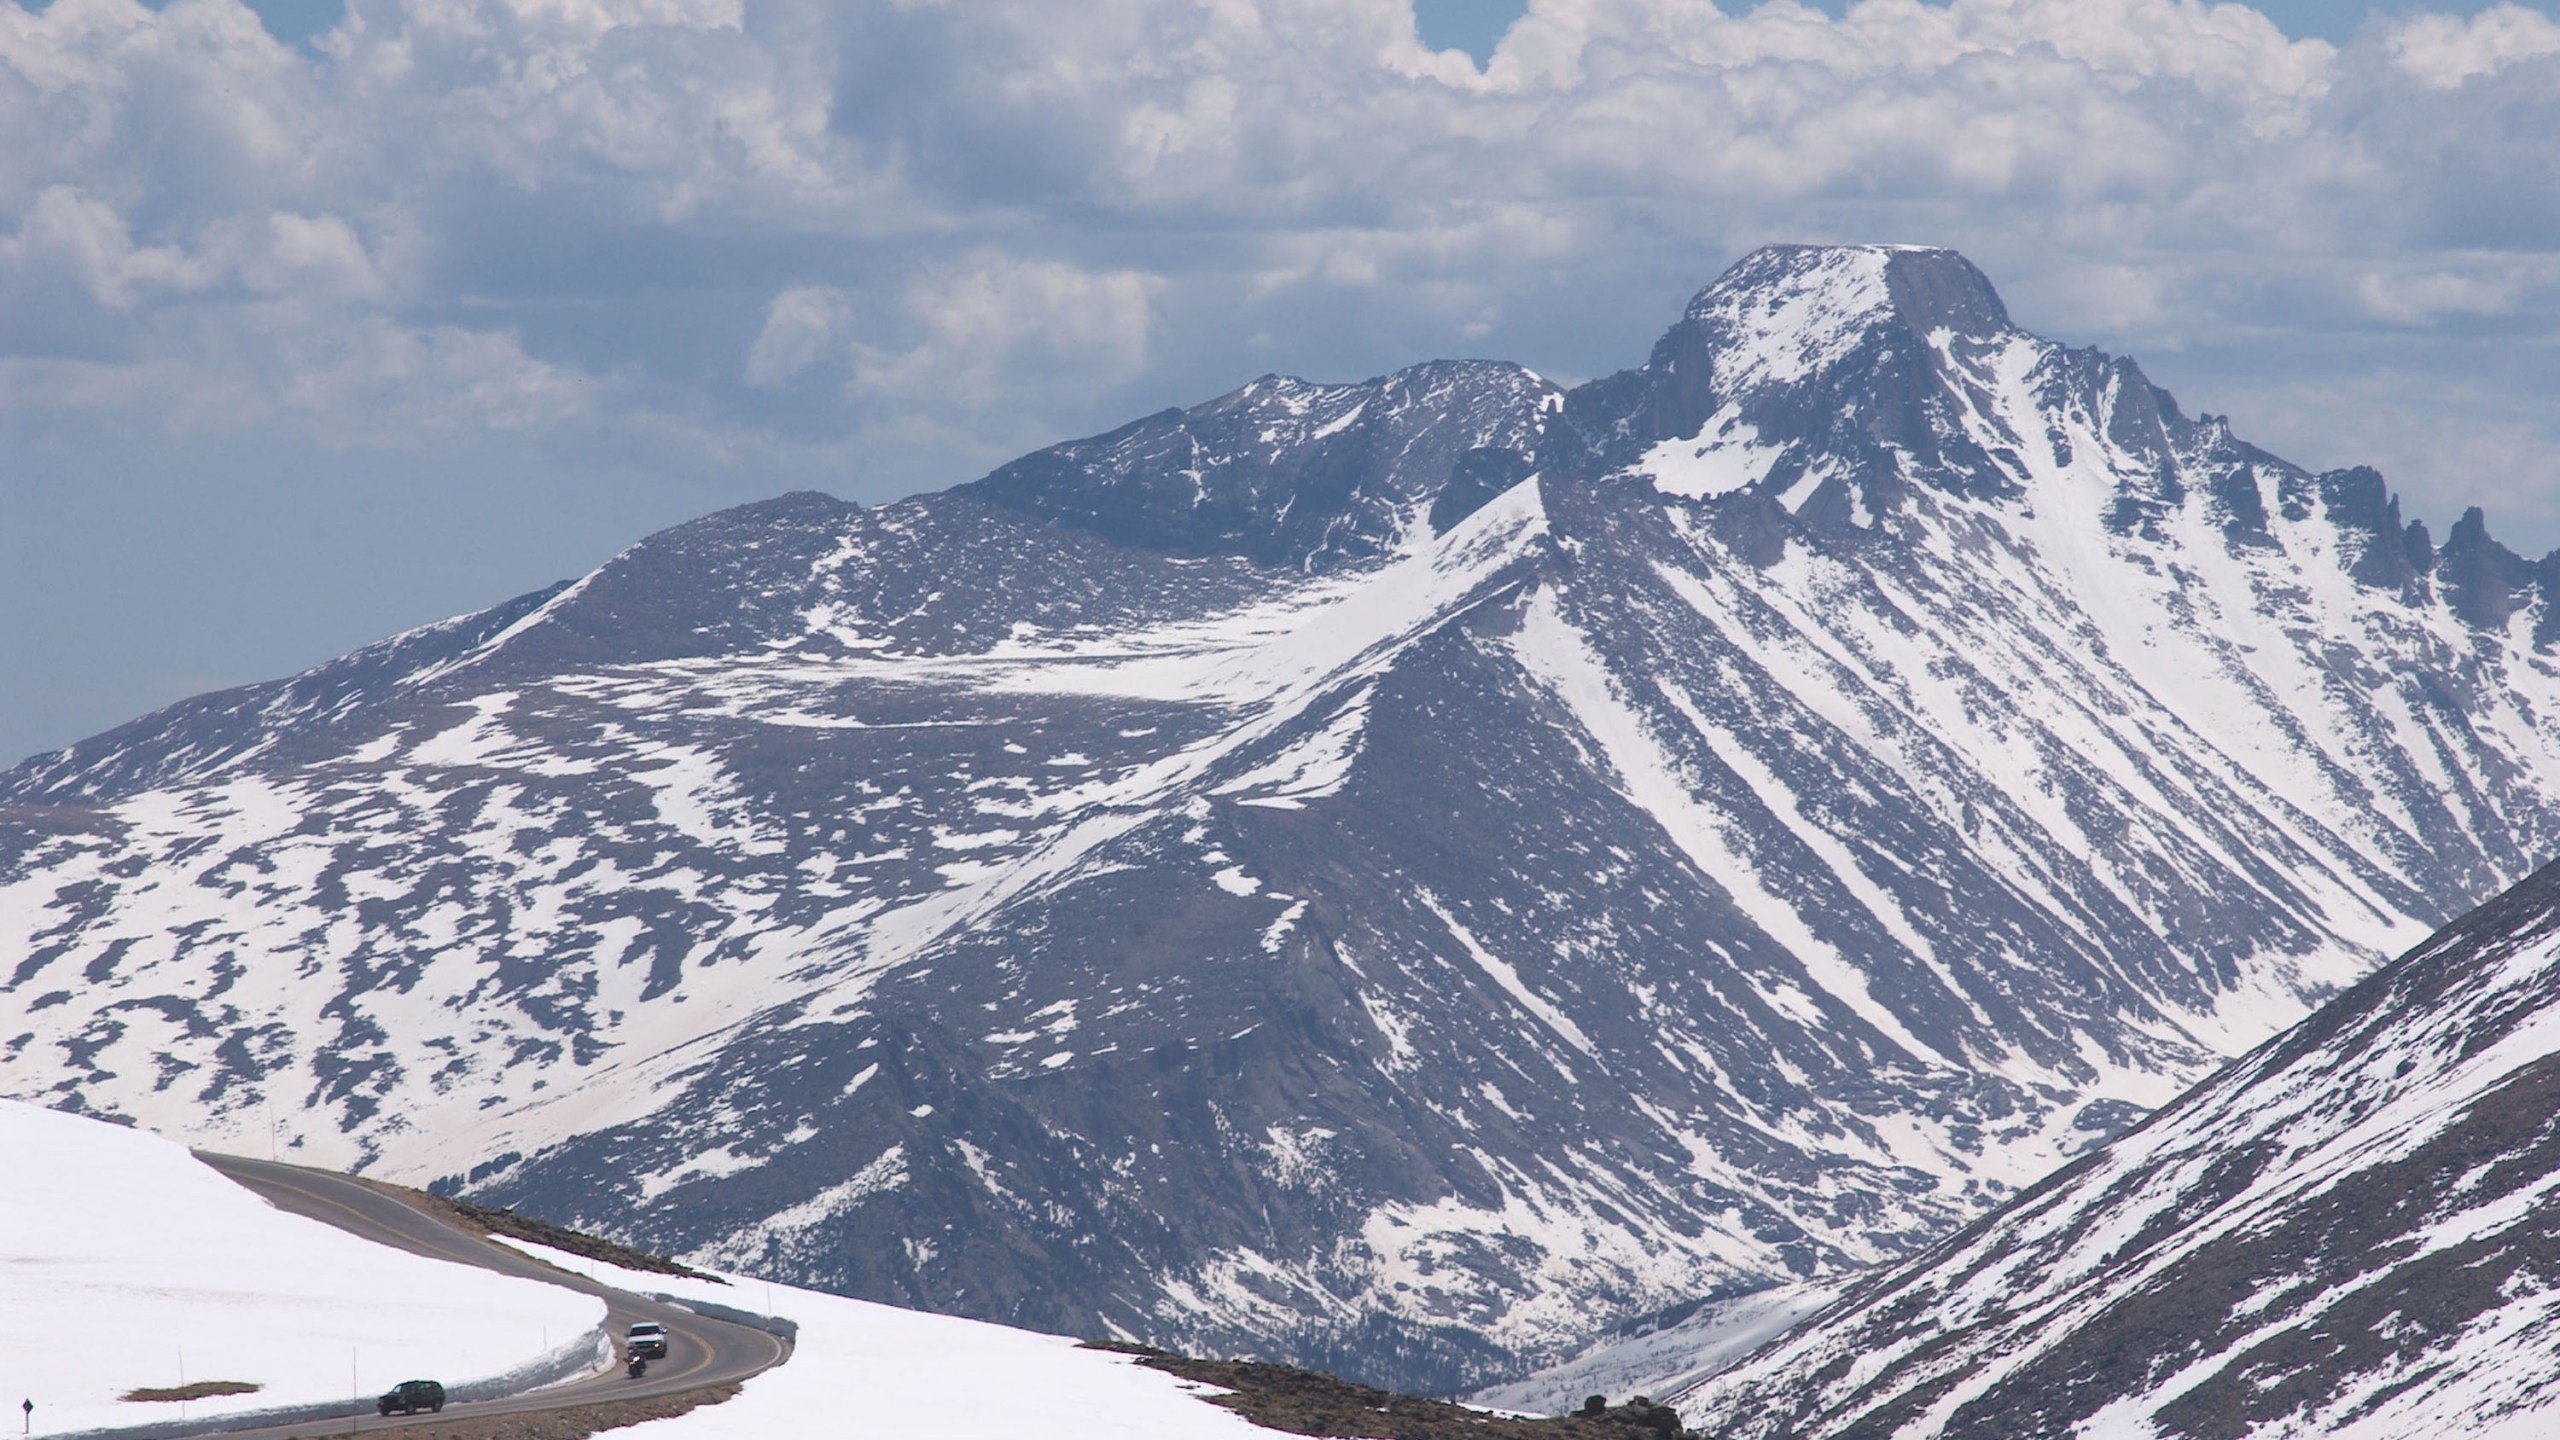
[8,246,2560,1392]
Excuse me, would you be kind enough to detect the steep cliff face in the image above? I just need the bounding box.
[8,245,2560,1392]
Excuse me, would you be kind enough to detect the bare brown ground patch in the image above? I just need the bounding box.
[122,1382,265,1402]
[1090,1344,1697,1440]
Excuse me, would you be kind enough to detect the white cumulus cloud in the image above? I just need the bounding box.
[12,0,2560,760]
[745,284,854,388]
[851,251,1164,410]
[2387,2,2560,89]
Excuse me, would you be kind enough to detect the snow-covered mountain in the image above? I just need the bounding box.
[9,245,2560,1391]
[1679,854,2560,1440]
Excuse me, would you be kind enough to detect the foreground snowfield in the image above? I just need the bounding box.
[0,1100,601,1435]
[493,1238,1269,1440]
[5,1095,1266,1440]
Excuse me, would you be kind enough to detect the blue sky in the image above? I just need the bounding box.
[8,0,2560,764]
[1414,0,2560,56]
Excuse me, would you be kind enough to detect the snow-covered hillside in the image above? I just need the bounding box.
[500,1239,1270,1440]
[0,1099,600,1434]
[1469,1282,1842,1419]
[1681,855,2560,1440]
[9,245,2560,1389]
[3,1098,1285,1440]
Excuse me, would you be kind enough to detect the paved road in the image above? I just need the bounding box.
[162,1151,790,1437]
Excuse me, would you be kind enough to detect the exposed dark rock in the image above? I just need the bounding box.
[956,361,1558,571]
[2434,505,2559,642]
[1101,1344,1706,1440]
[2319,466,2432,595]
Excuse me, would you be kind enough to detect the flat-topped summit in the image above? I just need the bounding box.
[1681,244,2014,390]
[1538,244,2023,490]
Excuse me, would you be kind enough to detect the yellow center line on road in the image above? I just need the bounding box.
[258,1175,497,1269]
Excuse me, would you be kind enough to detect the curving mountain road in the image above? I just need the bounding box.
[163,1151,791,1438]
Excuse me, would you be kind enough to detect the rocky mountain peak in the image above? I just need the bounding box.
[1680,245,2012,385]
[952,358,1559,573]
[1540,244,2029,527]
[2437,504,2560,643]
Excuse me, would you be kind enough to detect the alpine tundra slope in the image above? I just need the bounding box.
[1680,854,2560,1440]
[8,246,2560,1390]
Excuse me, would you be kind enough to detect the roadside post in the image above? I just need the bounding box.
[22,1397,32,1436]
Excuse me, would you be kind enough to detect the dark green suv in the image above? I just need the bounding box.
[376,1380,445,1415]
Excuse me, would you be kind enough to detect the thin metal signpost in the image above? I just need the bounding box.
[22,1397,32,1437]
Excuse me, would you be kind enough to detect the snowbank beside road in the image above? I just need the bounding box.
[493,1239,1268,1440]
[0,1101,603,1436]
